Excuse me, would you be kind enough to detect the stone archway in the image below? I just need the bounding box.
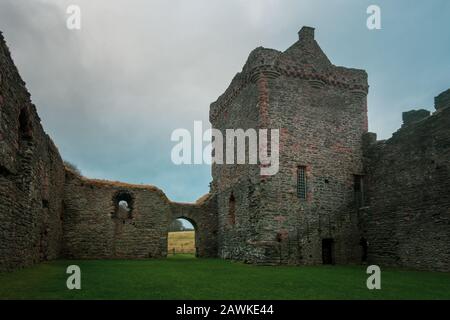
[169,201,218,258]
[167,217,198,256]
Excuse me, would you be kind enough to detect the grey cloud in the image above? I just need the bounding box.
[1,0,449,201]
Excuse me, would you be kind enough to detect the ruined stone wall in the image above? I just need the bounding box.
[209,50,265,262]
[210,27,368,265]
[2,25,448,272]
[62,170,171,259]
[0,30,217,269]
[362,95,450,272]
[63,169,217,259]
[0,32,65,271]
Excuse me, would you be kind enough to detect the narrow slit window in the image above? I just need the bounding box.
[229,193,236,226]
[19,107,33,140]
[354,175,364,207]
[297,166,307,200]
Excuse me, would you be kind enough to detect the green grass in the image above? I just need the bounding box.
[0,255,449,300]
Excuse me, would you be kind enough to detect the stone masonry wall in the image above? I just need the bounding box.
[63,169,217,259]
[0,32,65,271]
[362,97,450,272]
[257,28,368,265]
[209,63,264,262]
[210,27,368,265]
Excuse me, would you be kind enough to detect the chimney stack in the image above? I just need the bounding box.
[298,26,315,42]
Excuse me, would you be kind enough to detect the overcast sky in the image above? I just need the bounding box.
[0,0,449,202]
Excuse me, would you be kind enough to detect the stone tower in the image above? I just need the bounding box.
[210,27,369,264]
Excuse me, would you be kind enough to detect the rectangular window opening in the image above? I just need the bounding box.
[297,166,307,200]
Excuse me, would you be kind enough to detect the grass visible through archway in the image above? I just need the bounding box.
[0,255,449,299]
[167,231,195,255]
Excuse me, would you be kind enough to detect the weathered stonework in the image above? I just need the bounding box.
[0,31,65,271]
[0,27,448,272]
[62,169,217,260]
[210,27,368,265]
[361,99,450,272]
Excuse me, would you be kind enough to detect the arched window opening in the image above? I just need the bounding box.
[228,193,236,226]
[113,191,133,220]
[167,218,196,257]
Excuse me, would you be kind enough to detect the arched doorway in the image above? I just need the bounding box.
[167,218,197,257]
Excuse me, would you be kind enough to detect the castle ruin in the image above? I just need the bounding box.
[1,27,449,272]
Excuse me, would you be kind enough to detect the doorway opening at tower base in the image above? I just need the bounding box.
[322,238,335,265]
[167,218,197,257]
[360,237,368,263]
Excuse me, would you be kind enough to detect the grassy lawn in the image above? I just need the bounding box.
[0,255,449,300]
